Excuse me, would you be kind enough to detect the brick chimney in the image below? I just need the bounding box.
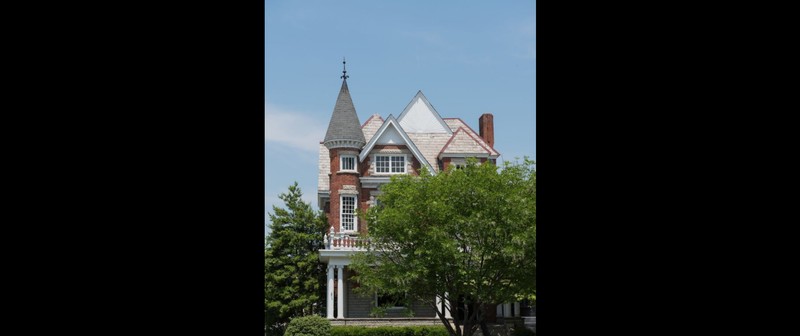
[479,113,494,148]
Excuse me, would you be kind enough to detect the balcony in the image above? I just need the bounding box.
[319,226,368,264]
[323,227,369,251]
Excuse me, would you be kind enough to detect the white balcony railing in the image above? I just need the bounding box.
[323,225,369,251]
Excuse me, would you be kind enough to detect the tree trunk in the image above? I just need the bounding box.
[479,321,491,336]
[433,301,457,336]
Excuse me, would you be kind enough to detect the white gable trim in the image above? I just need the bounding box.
[397,91,453,135]
[374,125,404,145]
[358,114,435,173]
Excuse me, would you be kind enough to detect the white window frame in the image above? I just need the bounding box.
[340,195,357,232]
[340,155,357,172]
[374,154,406,174]
[450,158,466,170]
[448,157,481,170]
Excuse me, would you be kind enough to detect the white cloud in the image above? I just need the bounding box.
[265,104,326,153]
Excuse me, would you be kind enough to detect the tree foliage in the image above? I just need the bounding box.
[351,158,536,336]
[265,183,328,336]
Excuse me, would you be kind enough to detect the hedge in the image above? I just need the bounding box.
[284,315,331,336]
[511,327,536,336]
[331,326,449,336]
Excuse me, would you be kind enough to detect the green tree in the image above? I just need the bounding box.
[351,158,536,336]
[265,183,328,336]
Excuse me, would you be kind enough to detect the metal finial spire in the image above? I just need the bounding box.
[341,57,349,79]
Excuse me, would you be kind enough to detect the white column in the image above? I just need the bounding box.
[436,295,442,317]
[503,303,512,317]
[326,265,334,319]
[336,265,345,319]
[513,302,520,317]
[443,293,451,318]
[496,304,503,317]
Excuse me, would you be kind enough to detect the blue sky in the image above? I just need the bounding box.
[266,0,536,236]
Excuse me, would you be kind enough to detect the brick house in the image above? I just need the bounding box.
[317,64,522,323]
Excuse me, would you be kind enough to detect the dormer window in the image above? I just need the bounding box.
[375,155,406,174]
[341,155,357,172]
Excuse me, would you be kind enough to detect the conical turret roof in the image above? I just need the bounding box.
[323,78,366,149]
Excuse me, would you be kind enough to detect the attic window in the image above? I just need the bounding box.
[375,155,405,174]
[450,158,467,170]
[341,155,357,172]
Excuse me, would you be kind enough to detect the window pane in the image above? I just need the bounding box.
[391,156,404,173]
[342,196,355,231]
[376,156,389,173]
[342,156,355,171]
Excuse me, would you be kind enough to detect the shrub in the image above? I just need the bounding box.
[369,306,387,318]
[511,326,536,336]
[284,315,331,336]
[411,326,448,336]
[331,326,449,336]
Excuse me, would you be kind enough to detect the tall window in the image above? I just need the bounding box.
[375,155,406,174]
[341,196,356,232]
[341,155,356,172]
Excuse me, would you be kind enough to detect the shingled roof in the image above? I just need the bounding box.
[323,79,366,149]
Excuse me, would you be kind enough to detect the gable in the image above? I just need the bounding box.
[397,91,452,134]
[375,124,404,145]
[443,118,500,156]
[439,127,492,156]
[358,114,435,173]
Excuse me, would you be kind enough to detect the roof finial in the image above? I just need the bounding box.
[341,57,349,80]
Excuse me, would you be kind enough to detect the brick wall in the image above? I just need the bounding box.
[328,148,362,233]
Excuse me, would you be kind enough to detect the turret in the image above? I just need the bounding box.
[324,59,364,235]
